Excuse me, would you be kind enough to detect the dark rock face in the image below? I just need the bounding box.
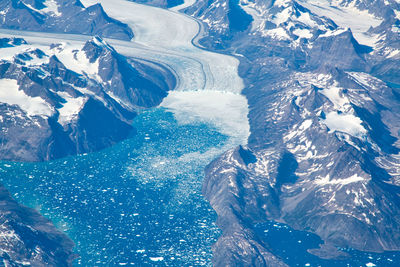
[0,37,174,161]
[0,0,133,40]
[0,37,27,48]
[0,185,75,266]
[185,0,254,49]
[204,147,289,267]
[82,37,170,108]
[184,0,400,265]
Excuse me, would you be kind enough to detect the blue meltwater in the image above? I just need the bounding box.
[0,108,230,266]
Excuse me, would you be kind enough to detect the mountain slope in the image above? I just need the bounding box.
[0,0,133,40]
[181,0,400,265]
[0,184,75,266]
[0,36,173,161]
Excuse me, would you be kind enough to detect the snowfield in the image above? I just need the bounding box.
[299,0,383,46]
[0,79,53,117]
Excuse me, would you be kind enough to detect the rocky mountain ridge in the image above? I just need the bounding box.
[180,0,400,265]
[0,0,133,40]
[0,36,173,161]
[0,184,75,266]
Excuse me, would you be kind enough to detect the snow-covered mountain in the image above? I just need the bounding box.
[179,0,400,265]
[0,0,399,266]
[0,36,172,161]
[0,0,133,40]
[0,184,75,266]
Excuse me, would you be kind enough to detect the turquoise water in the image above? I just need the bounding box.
[0,108,228,266]
[2,107,398,266]
[255,221,400,267]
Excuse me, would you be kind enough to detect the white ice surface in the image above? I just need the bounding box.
[42,0,61,16]
[300,0,383,46]
[161,91,250,143]
[0,44,30,61]
[57,92,87,125]
[80,0,244,93]
[315,174,365,186]
[0,0,250,143]
[52,43,101,82]
[0,78,53,117]
[80,0,249,143]
[323,111,367,137]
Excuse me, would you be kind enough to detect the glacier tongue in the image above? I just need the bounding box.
[80,0,250,142]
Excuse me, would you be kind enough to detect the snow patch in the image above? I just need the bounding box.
[319,28,348,38]
[300,119,313,130]
[320,85,348,109]
[52,43,101,82]
[263,27,290,40]
[0,78,52,117]
[293,28,313,39]
[57,92,87,125]
[42,0,62,16]
[315,174,366,186]
[323,111,367,137]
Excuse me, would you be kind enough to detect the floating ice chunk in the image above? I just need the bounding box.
[149,257,164,262]
[366,263,376,267]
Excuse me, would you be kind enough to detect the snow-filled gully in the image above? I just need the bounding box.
[0,0,250,144]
